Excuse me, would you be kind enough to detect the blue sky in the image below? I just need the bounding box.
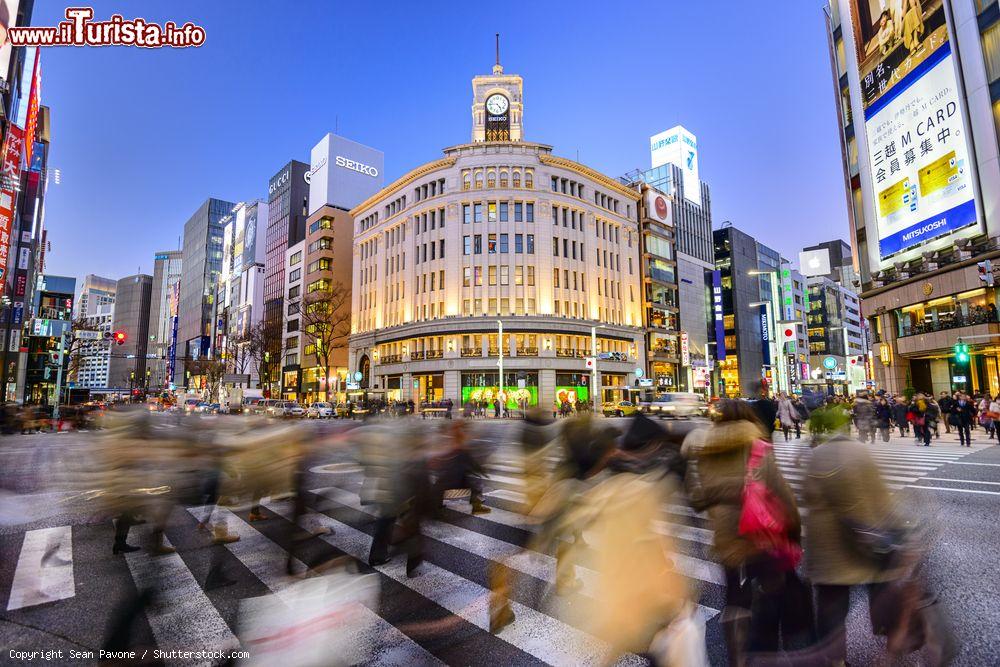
[33,0,848,280]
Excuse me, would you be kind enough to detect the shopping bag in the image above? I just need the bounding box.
[240,571,379,667]
[649,608,710,667]
[738,440,801,568]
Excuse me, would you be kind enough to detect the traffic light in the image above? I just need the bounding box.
[954,340,970,364]
[113,331,127,346]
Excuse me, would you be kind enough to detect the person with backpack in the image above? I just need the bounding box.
[683,399,807,662]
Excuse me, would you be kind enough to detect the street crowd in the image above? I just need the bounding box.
[2,386,969,666]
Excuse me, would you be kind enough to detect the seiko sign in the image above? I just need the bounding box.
[335,155,379,177]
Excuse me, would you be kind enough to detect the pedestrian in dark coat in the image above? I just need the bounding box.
[874,396,892,442]
[949,392,977,447]
[938,392,954,434]
[891,400,909,437]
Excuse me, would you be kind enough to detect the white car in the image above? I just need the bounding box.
[267,400,302,418]
[307,402,334,419]
[641,392,707,419]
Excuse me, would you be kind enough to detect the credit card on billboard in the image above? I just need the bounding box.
[919,150,959,197]
[878,177,910,218]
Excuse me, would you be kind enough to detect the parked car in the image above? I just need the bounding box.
[335,403,351,418]
[251,399,278,415]
[602,400,638,417]
[183,398,201,413]
[640,392,707,419]
[307,402,334,419]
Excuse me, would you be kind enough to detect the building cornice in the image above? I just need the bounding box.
[350,157,457,216]
[538,154,640,201]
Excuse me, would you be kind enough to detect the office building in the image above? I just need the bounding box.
[70,274,117,390]
[147,251,182,389]
[263,160,309,395]
[213,201,269,390]
[280,240,305,400]
[826,0,1000,396]
[805,274,866,393]
[348,57,645,410]
[177,198,235,385]
[108,274,152,392]
[801,239,858,287]
[23,275,75,405]
[713,225,797,397]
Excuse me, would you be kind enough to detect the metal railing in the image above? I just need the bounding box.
[898,310,998,338]
[461,348,481,357]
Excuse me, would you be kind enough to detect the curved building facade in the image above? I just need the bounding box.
[348,61,645,410]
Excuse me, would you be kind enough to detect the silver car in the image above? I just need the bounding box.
[307,402,334,419]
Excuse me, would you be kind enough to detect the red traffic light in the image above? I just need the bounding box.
[113,331,127,346]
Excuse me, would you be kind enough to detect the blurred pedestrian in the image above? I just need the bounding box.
[938,391,954,434]
[683,399,807,662]
[910,394,931,446]
[791,395,809,439]
[852,392,876,443]
[891,398,910,437]
[748,381,778,441]
[776,393,796,442]
[874,395,892,442]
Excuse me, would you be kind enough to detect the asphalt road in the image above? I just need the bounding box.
[0,418,997,666]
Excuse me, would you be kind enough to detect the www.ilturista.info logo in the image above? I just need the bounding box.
[1,7,206,48]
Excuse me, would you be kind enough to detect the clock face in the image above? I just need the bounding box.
[485,94,509,115]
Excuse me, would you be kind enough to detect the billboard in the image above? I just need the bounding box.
[848,0,981,267]
[711,270,725,362]
[798,248,832,277]
[650,125,700,206]
[644,188,671,225]
[0,123,24,289]
[307,133,384,215]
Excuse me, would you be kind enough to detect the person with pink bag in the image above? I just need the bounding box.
[683,399,809,665]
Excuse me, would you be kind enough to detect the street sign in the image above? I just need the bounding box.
[222,373,250,384]
[585,357,596,370]
[74,330,101,340]
[353,371,363,381]
[822,356,837,370]
[346,381,360,390]
[635,367,644,377]
[638,378,653,387]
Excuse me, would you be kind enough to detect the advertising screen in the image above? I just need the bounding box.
[849,0,980,266]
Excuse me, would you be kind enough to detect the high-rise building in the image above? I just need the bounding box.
[213,200,269,390]
[147,251,182,389]
[301,133,384,402]
[713,225,797,397]
[108,274,153,392]
[800,239,858,287]
[177,198,235,385]
[805,274,865,393]
[825,0,1000,396]
[347,56,645,410]
[263,160,309,395]
[71,275,117,390]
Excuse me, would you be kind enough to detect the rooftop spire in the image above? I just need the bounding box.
[493,33,503,74]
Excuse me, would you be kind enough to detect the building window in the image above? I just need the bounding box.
[514,266,523,286]
[288,285,300,299]
[289,268,302,281]
[553,268,560,287]
[474,267,483,286]
[527,266,535,286]
[287,301,299,315]
[474,235,482,254]
[515,234,523,253]
[289,251,302,265]
[499,202,509,222]
[463,204,471,224]
[287,319,299,333]
[464,235,471,255]
[499,233,509,253]
[489,265,497,286]
[526,203,534,222]
[463,267,471,287]
[515,202,523,222]
[488,233,497,253]
[474,203,483,223]
[488,202,497,222]
[527,234,534,254]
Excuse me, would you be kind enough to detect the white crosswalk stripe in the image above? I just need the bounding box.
[7,526,74,611]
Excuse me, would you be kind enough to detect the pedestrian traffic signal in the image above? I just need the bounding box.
[113,330,127,346]
[954,340,970,363]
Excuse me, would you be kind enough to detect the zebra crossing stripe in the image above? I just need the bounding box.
[186,507,441,667]
[122,532,241,664]
[263,501,621,666]
[7,526,74,611]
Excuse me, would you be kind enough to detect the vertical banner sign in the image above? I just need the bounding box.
[712,270,726,361]
[759,304,771,366]
[680,331,690,366]
[22,48,40,167]
[0,123,25,290]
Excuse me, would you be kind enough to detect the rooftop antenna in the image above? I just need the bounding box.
[493,33,503,74]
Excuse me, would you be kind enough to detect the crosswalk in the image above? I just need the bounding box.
[0,438,983,666]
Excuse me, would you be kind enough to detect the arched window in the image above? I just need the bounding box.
[486,171,496,188]
[499,170,509,188]
[474,171,483,189]
[512,171,521,188]
[463,174,471,191]
[524,170,534,189]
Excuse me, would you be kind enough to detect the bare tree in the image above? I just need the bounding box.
[187,358,226,403]
[246,320,282,393]
[300,281,352,401]
[66,316,101,382]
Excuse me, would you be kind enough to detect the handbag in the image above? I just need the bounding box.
[649,605,710,667]
[738,439,801,569]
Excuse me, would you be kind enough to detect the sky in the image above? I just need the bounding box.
[32,0,849,282]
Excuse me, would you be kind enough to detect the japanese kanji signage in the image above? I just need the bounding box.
[0,123,25,291]
[849,0,981,267]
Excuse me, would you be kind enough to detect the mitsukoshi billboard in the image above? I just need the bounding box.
[848,0,981,269]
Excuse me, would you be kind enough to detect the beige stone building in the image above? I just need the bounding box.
[348,59,645,410]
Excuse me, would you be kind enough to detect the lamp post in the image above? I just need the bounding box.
[497,320,504,418]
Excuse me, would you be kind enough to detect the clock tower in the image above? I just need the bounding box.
[471,34,523,143]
